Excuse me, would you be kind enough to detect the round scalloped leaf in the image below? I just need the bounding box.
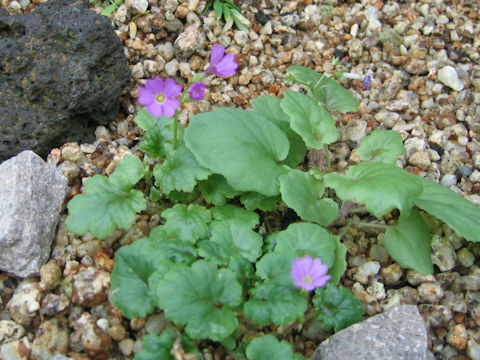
[356,129,405,164]
[279,169,338,226]
[240,192,281,212]
[110,237,169,319]
[273,223,336,267]
[323,162,423,217]
[280,90,339,149]
[198,174,240,206]
[151,261,242,342]
[66,155,146,239]
[134,330,176,360]
[246,335,303,360]
[210,204,259,229]
[328,236,347,285]
[313,284,365,332]
[153,145,211,194]
[184,107,289,196]
[161,204,211,243]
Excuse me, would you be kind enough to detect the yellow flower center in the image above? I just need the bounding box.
[155,93,166,104]
[301,275,313,284]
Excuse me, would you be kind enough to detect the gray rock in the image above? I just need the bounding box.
[0,151,68,277]
[0,0,130,161]
[313,305,428,360]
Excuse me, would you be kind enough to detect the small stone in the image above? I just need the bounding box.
[108,324,127,341]
[456,248,475,267]
[455,166,474,178]
[467,339,480,360]
[441,174,457,187]
[6,280,42,326]
[39,260,62,291]
[118,338,136,356]
[353,261,381,284]
[131,0,148,13]
[70,313,112,359]
[0,337,31,360]
[0,320,25,345]
[366,280,386,301]
[446,324,469,350]
[418,304,453,327]
[30,316,69,359]
[165,19,183,33]
[40,294,70,317]
[72,268,110,307]
[145,314,168,334]
[344,120,367,144]
[431,235,456,272]
[453,274,480,291]
[409,151,431,170]
[156,42,175,61]
[418,282,444,304]
[437,66,464,91]
[381,263,403,285]
[174,25,206,58]
[234,30,249,47]
[165,59,179,76]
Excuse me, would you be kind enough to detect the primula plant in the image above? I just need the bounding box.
[66,44,480,358]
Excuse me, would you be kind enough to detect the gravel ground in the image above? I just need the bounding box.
[1,0,480,359]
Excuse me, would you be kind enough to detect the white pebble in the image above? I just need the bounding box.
[437,66,464,91]
[441,174,457,187]
[165,59,179,76]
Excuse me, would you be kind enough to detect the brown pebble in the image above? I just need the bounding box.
[446,324,469,350]
[234,94,248,106]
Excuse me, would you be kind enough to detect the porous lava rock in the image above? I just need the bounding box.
[0,0,130,161]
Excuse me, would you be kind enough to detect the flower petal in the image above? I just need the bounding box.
[210,44,225,65]
[146,102,164,117]
[163,78,182,97]
[162,99,180,117]
[145,78,165,93]
[138,88,156,106]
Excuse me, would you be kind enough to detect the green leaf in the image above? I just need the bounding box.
[208,220,263,262]
[280,90,339,149]
[198,174,240,206]
[313,284,365,332]
[324,162,423,217]
[329,236,347,285]
[274,222,336,267]
[246,335,300,360]
[357,129,405,164]
[161,204,211,243]
[213,0,223,19]
[231,9,250,32]
[197,240,229,265]
[135,108,159,131]
[414,176,480,242]
[153,145,211,194]
[384,209,433,274]
[279,170,338,226]
[133,329,176,360]
[149,226,197,264]
[110,237,169,319]
[66,155,146,239]
[222,2,231,21]
[240,192,280,212]
[252,95,307,167]
[139,116,174,159]
[285,66,359,113]
[185,107,289,196]
[244,253,307,325]
[210,204,259,229]
[100,3,117,15]
[151,261,242,341]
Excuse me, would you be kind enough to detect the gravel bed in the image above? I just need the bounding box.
[1,0,480,359]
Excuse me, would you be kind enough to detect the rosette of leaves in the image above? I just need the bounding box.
[203,0,250,32]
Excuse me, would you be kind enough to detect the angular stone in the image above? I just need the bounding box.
[313,305,428,360]
[0,151,68,278]
[174,25,206,58]
[0,0,130,161]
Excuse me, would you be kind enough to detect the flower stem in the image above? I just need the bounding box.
[172,109,179,150]
[351,221,388,229]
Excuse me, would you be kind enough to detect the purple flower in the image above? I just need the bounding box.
[207,44,238,78]
[291,255,331,291]
[363,75,372,90]
[138,78,182,118]
[188,82,206,100]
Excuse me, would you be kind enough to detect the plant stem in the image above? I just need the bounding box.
[324,143,332,171]
[172,109,179,150]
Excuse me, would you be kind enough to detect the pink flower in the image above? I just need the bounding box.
[207,44,238,78]
[188,82,206,100]
[138,78,182,118]
[291,255,331,291]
